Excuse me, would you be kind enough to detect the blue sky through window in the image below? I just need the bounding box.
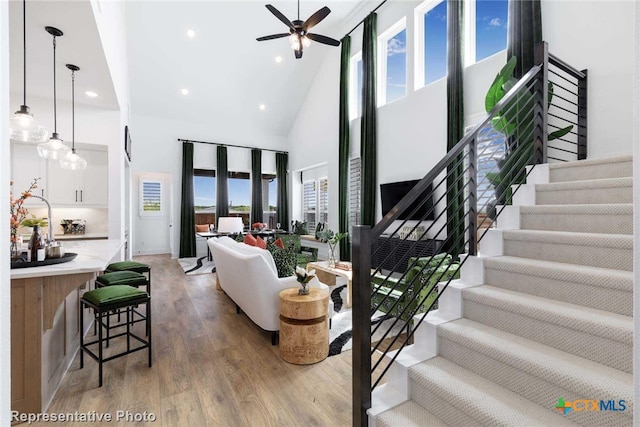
[386,29,407,103]
[268,178,277,209]
[228,178,250,206]
[194,176,215,209]
[476,0,508,62]
[424,0,447,85]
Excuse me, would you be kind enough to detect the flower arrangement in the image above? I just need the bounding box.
[317,229,348,267]
[20,216,48,228]
[294,266,315,295]
[10,178,40,258]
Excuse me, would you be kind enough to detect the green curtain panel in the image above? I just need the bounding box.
[276,152,289,230]
[179,142,196,258]
[507,0,542,78]
[446,0,465,256]
[216,145,229,222]
[360,13,377,227]
[251,149,263,224]
[338,35,351,261]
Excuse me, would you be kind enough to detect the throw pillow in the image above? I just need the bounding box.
[256,236,267,250]
[274,238,285,249]
[244,233,257,246]
[267,241,296,278]
[195,224,209,232]
[235,233,245,242]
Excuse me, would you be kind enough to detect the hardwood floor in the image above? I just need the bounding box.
[28,255,353,426]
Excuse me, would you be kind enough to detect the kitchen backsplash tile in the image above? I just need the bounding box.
[21,207,108,236]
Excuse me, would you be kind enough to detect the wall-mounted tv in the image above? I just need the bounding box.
[380,179,434,221]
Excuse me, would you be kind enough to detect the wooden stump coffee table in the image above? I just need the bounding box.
[279,287,329,365]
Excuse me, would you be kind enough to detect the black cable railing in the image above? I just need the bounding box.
[351,41,588,427]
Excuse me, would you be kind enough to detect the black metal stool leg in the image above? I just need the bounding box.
[80,300,85,369]
[147,298,152,368]
[98,310,104,387]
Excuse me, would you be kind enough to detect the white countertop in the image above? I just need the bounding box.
[53,233,109,241]
[10,239,124,280]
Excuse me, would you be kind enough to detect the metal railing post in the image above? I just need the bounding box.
[577,69,588,160]
[534,41,549,164]
[352,225,372,427]
[467,140,477,256]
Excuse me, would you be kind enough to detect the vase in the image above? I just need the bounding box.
[328,244,337,268]
[10,240,19,261]
[298,282,310,295]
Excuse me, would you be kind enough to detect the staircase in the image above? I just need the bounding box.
[372,154,634,427]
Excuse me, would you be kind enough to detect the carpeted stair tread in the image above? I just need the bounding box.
[518,203,632,234]
[548,154,632,182]
[502,229,633,271]
[462,286,632,344]
[376,401,450,427]
[534,177,632,205]
[519,203,632,216]
[483,256,633,316]
[409,357,579,426]
[536,176,632,191]
[438,319,633,407]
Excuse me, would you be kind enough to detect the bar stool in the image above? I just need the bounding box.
[106,261,151,295]
[80,285,151,387]
[95,271,150,334]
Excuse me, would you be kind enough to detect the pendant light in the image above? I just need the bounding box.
[9,0,48,142]
[37,26,71,160]
[59,65,87,170]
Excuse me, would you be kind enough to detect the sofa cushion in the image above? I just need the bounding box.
[256,236,267,250]
[266,241,296,278]
[244,233,257,246]
[274,238,285,249]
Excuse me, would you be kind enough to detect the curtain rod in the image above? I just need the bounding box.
[345,0,388,36]
[178,138,288,154]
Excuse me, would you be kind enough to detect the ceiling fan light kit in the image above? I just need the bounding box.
[257,1,340,59]
[38,26,71,161]
[9,0,48,143]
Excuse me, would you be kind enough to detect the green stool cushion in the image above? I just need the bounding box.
[97,271,147,287]
[106,261,150,273]
[83,285,147,307]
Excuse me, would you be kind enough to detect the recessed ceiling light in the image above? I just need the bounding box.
[275,56,282,63]
[186,29,195,38]
[181,89,189,95]
[259,104,266,110]
[84,91,98,98]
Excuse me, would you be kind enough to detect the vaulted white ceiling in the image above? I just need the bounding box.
[125,0,364,139]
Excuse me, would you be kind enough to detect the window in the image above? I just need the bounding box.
[228,171,251,227]
[194,169,216,225]
[264,175,277,228]
[474,0,508,63]
[473,124,506,212]
[378,18,407,106]
[318,178,329,226]
[349,157,361,230]
[414,0,447,89]
[349,52,363,120]
[140,180,162,216]
[302,177,329,231]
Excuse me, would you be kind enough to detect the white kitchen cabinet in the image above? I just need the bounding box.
[48,147,108,207]
[10,142,49,205]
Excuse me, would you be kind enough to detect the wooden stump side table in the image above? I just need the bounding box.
[279,287,329,365]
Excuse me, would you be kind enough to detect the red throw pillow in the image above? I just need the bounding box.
[256,236,267,249]
[274,238,285,249]
[243,234,257,246]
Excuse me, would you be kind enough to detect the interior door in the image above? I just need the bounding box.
[134,172,172,255]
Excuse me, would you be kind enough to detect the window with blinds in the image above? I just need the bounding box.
[302,180,317,229]
[318,178,329,226]
[349,157,361,229]
[140,180,163,216]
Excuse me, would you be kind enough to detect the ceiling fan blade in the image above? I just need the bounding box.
[257,33,290,41]
[306,33,340,47]
[294,49,303,59]
[265,4,295,31]
[303,6,330,31]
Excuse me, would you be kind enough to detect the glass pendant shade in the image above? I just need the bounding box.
[59,149,87,170]
[9,106,48,142]
[38,133,71,160]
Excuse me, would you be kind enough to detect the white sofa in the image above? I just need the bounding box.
[208,236,333,344]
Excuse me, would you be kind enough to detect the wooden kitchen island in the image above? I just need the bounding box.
[10,239,124,416]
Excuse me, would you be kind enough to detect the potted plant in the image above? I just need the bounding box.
[317,229,348,268]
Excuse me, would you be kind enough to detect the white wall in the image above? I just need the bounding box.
[0,1,11,422]
[633,0,639,420]
[289,0,635,230]
[130,113,287,258]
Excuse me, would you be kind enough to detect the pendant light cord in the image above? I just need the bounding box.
[52,35,57,133]
[22,0,26,105]
[71,70,75,151]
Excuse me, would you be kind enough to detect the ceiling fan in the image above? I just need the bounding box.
[256,1,340,59]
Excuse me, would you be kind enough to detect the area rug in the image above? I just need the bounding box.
[178,256,216,275]
[328,285,407,356]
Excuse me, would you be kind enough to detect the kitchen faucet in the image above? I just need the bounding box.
[30,195,56,245]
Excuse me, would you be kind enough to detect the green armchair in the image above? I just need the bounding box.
[371,253,460,323]
[275,233,318,268]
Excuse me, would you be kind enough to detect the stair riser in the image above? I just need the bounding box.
[520,213,632,235]
[438,338,632,427]
[503,238,633,271]
[462,299,632,373]
[409,379,498,426]
[536,186,632,205]
[484,267,632,316]
[549,161,632,182]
